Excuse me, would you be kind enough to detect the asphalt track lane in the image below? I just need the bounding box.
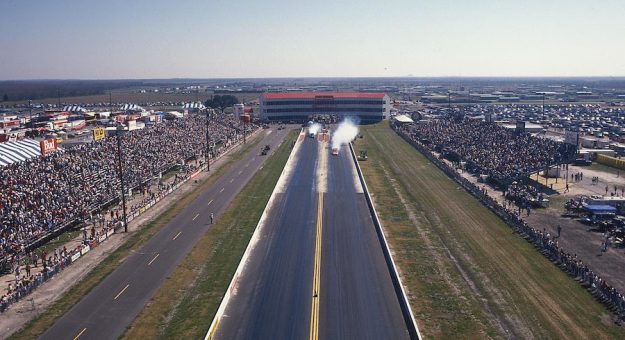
[214,136,319,340]
[320,144,409,340]
[215,137,409,340]
[39,128,290,340]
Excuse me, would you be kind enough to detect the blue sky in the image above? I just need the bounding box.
[0,0,624,79]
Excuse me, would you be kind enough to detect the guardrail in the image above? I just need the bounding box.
[348,142,422,340]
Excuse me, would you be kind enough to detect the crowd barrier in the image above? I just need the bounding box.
[597,154,625,171]
[392,123,625,320]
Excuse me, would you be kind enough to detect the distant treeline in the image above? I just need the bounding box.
[0,80,143,102]
[205,95,240,111]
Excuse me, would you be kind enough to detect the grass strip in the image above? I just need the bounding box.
[10,134,264,340]
[122,129,298,339]
[353,122,625,339]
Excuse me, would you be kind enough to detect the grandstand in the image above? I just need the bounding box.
[259,92,390,123]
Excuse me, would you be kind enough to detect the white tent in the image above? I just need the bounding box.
[0,139,45,167]
[120,104,144,112]
[393,114,414,124]
[63,105,87,113]
[182,102,206,110]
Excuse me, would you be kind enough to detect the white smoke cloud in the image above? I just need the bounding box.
[309,122,322,135]
[331,118,359,151]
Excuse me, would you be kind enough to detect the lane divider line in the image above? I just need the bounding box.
[207,199,213,206]
[309,192,324,340]
[173,231,182,240]
[73,327,87,340]
[114,284,130,300]
[148,253,160,266]
[219,187,225,193]
[193,213,200,221]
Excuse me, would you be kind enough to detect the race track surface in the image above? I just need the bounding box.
[214,134,409,340]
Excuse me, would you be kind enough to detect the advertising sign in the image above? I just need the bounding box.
[40,138,58,155]
[515,121,526,135]
[564,130,579,146]
[92,127,105,141]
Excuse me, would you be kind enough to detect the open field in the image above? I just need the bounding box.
[353,122,625,339]
[4,91,262,108]
[122,129,297,339]
[9,134,264,340]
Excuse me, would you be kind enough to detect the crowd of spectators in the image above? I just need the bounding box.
[394,122,625,321]
[505,182,546,208]
[0,216,119,313]
[401,117,576,184]
[0,113,254,267]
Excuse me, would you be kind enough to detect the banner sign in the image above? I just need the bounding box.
[40,138,58,155]
[564,130,579,146]
[92,127,105,141]
[70,252,81,262]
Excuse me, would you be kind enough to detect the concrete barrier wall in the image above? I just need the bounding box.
[348,143,422,340]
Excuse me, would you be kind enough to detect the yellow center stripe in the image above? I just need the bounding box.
[173,231,182,240]
[114,284,130,300]
[73,327,87,340]
[148,253,160,266]
[310,193,323,340]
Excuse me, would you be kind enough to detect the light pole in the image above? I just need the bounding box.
[206,109,211,172]
[116,124,128,232]
[542,93,545,121]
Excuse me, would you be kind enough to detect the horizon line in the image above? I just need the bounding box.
[2,75,625,82]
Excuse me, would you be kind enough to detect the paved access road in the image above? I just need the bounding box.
[40,128,291,340]
[214,134,410,340]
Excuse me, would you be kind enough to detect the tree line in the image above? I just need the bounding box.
[204,95,240,111]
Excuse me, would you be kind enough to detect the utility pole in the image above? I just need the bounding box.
[243,120,246,144]
[116,124,128,232]
[542,93,545,121]
[206,109,211,172]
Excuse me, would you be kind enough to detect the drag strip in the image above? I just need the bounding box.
[212,131,409,340]
[39,128,290,340]
[213,134,319,339]
[320,143,409,339]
